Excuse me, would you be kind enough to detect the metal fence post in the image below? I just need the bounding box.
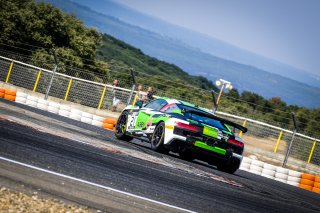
[98,85,107,109]
[64,78,73,101]
[239,119,247,138]
[5,61,14,83]
[282,112,297,168]
[307,141,317,164]
[131,94,138,106]
[128,84,136,105]
[211,90,218,113]
[127,69,136,105]
[274,130,283,153]
[213,84,225,113]
[33,70,42,92]
[44,49,58,100]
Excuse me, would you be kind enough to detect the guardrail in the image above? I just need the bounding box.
[0,54,318,174]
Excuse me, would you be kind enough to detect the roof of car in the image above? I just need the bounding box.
[160,97,214,114]
[159,97,200,108]
[156,97,247,132]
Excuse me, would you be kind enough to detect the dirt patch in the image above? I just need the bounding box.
[242,135,287,154]
[0,187,93,213]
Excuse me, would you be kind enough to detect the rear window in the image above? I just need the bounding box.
[161,103,180,113]
[178,104,229,132]
[144,99,167,110]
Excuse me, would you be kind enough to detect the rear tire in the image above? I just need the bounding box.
[217,158,241,174]
[151,122,167,153]
[115,111,133,142]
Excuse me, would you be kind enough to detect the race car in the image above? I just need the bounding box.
[115,98,247,174]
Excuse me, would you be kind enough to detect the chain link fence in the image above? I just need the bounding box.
[0,53,319,174]
[215,112,319,173]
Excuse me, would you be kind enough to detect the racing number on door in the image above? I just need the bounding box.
[128,113,138,129]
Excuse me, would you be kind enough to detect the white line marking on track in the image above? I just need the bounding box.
[0,156,196,213]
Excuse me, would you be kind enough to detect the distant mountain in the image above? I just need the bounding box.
[43,0,320,108]
[73,0,320,89]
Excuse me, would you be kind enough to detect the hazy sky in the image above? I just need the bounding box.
[117,0,320,75]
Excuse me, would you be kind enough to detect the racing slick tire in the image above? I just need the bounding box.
[150,122,168,153]
[217,157,241,174]
[115,111,133,142]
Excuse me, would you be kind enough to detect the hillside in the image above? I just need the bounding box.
[44,0,320,108]
[98,34,218,91]
[74,0,320,89]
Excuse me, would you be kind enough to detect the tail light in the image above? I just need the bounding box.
[175,122,199,133]
[227,138,244,147]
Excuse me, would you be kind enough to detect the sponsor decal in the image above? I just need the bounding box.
[203,126,220,139]
[146,126,155,133]
[165,125,174,130]
[137,121,145,128]
[127,114,138,129]
[194,141,226,155]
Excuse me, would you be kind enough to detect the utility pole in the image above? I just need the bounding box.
[44,49,58,100]
[211,90,218,112]
[282,112,297,168]
[213,79,232,113]
[127,69,136,105]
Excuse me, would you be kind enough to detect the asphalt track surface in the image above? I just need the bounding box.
[0,98,319,212]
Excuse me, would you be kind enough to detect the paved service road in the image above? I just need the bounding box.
[0,98,319,212]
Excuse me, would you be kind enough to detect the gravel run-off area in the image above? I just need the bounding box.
[0,187,94,213]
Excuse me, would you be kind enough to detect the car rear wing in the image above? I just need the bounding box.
[182,109,248,133]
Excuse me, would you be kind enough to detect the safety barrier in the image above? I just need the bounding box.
[103,118,117,130]
[1,88,16,101]
[240,156,320,194]
[299,174,320,193]
[1,88,116,131]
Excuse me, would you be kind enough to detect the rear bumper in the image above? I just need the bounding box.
[166,135,243,162]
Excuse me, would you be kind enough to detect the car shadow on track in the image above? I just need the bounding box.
[124,138,246,177]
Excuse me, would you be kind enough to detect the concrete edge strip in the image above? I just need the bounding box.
[0,156,196,213]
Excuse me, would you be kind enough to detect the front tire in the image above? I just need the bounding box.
[150,122,167,153]
[115,111,133,142]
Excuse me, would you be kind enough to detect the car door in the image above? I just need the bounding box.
[127,99,168,131]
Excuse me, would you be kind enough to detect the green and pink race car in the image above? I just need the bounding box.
[115,98,247,174]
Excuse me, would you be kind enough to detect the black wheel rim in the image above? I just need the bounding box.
[116,113,127,134]
[152,125,164,147]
